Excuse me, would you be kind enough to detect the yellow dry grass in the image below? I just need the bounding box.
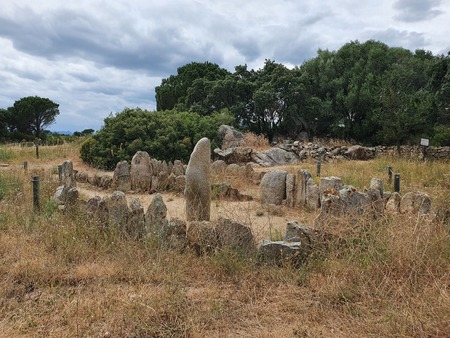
[0,142,449,337]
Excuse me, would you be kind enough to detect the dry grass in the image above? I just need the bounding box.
[0,143,449,337]
[242,132,271,151]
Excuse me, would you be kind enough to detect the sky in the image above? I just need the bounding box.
[1,0,449,133]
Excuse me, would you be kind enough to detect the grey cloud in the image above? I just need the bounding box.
[394,0,443,22]
[365,28,427,51]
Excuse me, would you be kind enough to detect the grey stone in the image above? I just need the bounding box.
[187,221,218,254]
[257,240,306,266]
[345,145,375,160]
[145,193,168,237]
[260,169,287,205]
[319,176,343,196]
[252,148,299,167]
[370,178,384,197]
[385,192,401,213]
[218,124,245,149]
[106,191,129,230]
[127,198,145,239]
[112,160,131,192]
[285,221,316,253]
[400,191,432,214]
[185,137,211,221]
[216,218,254,252]
[61,160,76,188]
[174,175,186,193]
[172,160,185,176]
[285,173,295,207]
[305,177,320,210]
[214,146,253,164]
[130,151,152,192]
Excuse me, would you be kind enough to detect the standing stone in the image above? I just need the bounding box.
[305,177,320,210]
[370,178,384,197]
[185,138,211,221]
[260,170,288,205]
[172,160,185,176]
[284,173,295,207]
[294,169,311,208]
[127,198,145,239]
[61,160,76,188]
[385,192,401,213]
[130,151,153,192]
[319,176,343,196]
[112,160,131,192]
[216,218,254,252]
[400,191,432,214]
[106,191,129,231]
[145,193,169,237]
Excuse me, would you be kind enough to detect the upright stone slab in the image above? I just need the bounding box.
[61,160,76,188]
[385,192,401,213]
[370,178,384,197]
[106,191,129,231]
[400,191,432,214]
[185,138,211,221]
[172,160,185,176]
[319,176,343,196]
[285,173,295,207]
[145,193,169,237]
[127,198,145,239]
[305,177,320,209]
[260,170,287,205]
[113,160,131,192]
[294,169,311,208]
[130,151,153,192]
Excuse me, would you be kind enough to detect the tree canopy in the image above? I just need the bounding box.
[155,40,450,145]
[3,96,60,140]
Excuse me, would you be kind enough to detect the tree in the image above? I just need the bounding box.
[8,96,60,139]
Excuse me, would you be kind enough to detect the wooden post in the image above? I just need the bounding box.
[24,161,28,172]
[316,161,321,177]
[32,176,40,211]
[388,166,392,184]
[35,143,39,159]
[394,173,400,193]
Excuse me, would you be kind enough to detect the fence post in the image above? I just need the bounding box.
[24,161,28,172]
[316,161,321,177]
[394,173,400,193]
[388,166,392,184]
[32,176,40,211]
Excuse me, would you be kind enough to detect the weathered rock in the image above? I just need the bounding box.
[86,196,108,225]
[185,137,211,221]
[187,221,218,254]
[218,125,245,149]
[366,187,384,216]
[112,160,131,192]
[216,218,254,252]
[284,173,295,207]
[172,160,185,176]
[61,160,76,188]
[252,148,299,167]
[158,171,169,191]
[76,171,89,183]
[319,176,343,196]
[211,160,227,174]
[305,177,320,209]
[345,145,375,160]
[127,198,145,239]
[99,175,112,189]
[211,182,252,201]
[130,151,152,192]
[106,191,129,230]
[52,185,78,206]
[260,169,287,205]
[174,175,186,193]
[400,191,432,214]
[163,218,188,251]
[257,240,306,266]
[370,178,384,197]
[385,192,401,213]
[214,147,253,164]
[285,221,316,253]
[145,193,168,237]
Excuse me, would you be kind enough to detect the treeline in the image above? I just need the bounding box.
[155,40,450,146]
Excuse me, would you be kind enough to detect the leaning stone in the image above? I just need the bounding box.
[185,138,211,221]
[260,170,287,205]
[216,218,254,252]
[285,221,316,253]
[257,240,306,267]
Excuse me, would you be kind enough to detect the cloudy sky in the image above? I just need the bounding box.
[1,0,449,132]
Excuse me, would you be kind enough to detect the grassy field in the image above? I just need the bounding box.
[0,142,449,337]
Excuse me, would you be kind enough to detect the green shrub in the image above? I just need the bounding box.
[80,108,233,170]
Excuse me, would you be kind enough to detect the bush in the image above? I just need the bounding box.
[80,108,233,169]
[432,125,450,146]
